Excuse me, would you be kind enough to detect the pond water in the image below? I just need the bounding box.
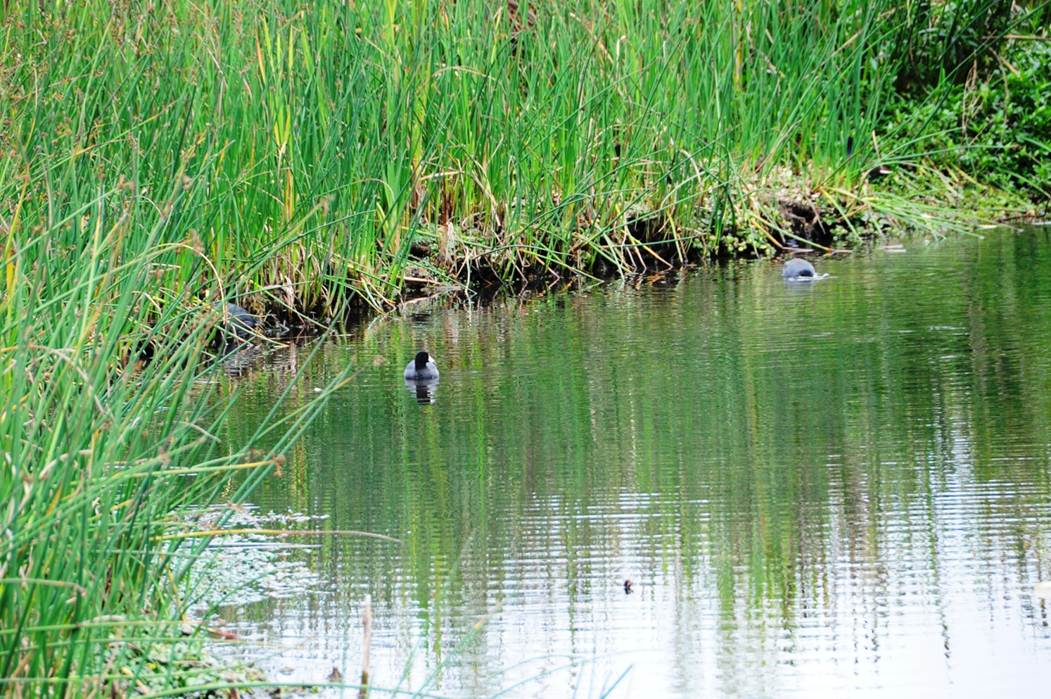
[216,227,1051,698]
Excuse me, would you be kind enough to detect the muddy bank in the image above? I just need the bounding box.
[235,193,889,340]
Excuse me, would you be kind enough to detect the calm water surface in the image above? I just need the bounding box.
[217,228,1051,697]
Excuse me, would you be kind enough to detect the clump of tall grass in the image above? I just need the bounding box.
[0,181,343,693]
[2,0,1034,325]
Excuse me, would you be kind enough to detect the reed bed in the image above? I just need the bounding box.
[0,193,347,692]
[5,0,1033,323]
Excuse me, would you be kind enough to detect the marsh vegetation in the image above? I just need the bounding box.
[0,0,1047,695]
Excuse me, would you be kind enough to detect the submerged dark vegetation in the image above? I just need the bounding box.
[0,0,1048,695]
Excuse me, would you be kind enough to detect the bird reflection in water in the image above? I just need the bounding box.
[219,344,260,377]
[405,378,438,404]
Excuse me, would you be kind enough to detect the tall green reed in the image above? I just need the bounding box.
[1,0,971,321]
[0,169,347,692]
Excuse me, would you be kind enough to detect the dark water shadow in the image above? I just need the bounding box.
[405,378,439,404]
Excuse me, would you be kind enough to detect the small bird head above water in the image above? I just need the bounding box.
[782,258,816,279]
[782,257,828,282]
[404,350,439,381]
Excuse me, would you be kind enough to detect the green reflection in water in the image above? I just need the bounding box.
[216,228,1051,697]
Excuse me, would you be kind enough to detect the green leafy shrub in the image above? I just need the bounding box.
[885,38,1050,198]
